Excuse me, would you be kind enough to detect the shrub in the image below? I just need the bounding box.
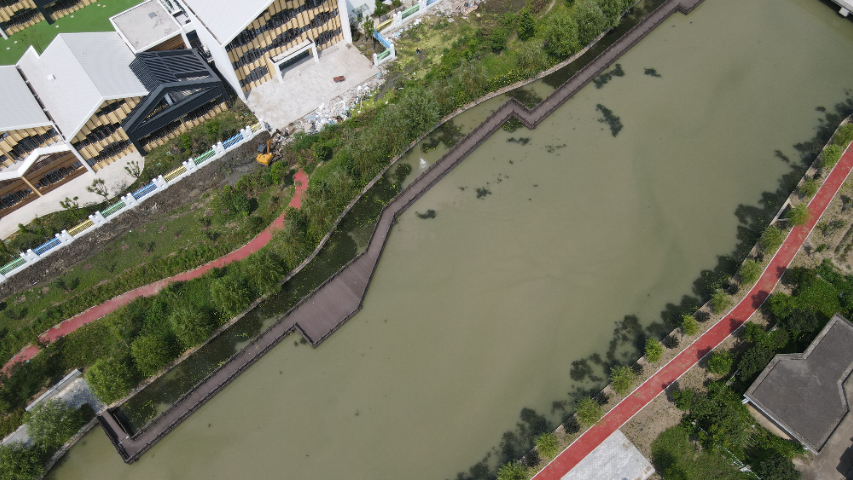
[681,314,699,336]
[663,334,679,349]
[645,338,664,363]
[651,425,745,480]
[516,42,548,76]
[759,225,786,254]
[543,13,580,59]
[753,455,801,480]
[517,8,536,41]
[575,396,603,426]
[536,432,560,458]
[597,0,627,28]
[0,443,44,480]
[497,461,527,480]
[821,144,844,168]
[610,365,635,395]
[786,203,810,227]
[798,178,819,198]
[210,272,254,316]
[130,334,176,377]
[313,142,333,162]
[85,357,137,404]
[169,306,214,349]
[739,259,762,285]
[707,351,734,375]
[833,123,853,147]
[26,399,83,448]
[711,289,733,314]
[489,27,510,53]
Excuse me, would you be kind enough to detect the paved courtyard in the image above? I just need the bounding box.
[1,151,143,239]
[246,43,379,130]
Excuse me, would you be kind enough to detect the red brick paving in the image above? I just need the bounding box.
[533,147,853,479]
[1,171,307,374]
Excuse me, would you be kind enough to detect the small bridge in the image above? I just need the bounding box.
[97,0,706,463]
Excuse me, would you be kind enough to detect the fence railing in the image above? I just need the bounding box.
[402,4,419,19]
[0,121,268,284]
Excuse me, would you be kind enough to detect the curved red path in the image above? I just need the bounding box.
[533,146,853,479]
[2,171,308,373]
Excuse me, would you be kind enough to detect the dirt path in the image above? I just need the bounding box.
[2,171,308,374]
[532,146,853,478]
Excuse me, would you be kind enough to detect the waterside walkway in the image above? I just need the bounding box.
[97,0,707,462]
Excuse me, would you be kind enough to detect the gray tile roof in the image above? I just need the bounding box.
[181,0,274,44]
[17,33,149,139]
[0,66,51,131]
[745,314,853,452]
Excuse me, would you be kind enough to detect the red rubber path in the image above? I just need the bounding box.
[533,145,853,480]
[2,171,308,374]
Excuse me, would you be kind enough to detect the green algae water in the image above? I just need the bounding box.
[48,0,853,478]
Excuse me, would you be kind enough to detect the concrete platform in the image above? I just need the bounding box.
[561,430,654,480]
[0,152,143,239]
[245,42,379,130]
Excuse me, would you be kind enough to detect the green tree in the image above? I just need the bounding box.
[543,13,580,59]
[759,225,786,254]
[821,144,843,168]
[0,443,44,480]
[489,27,510,53]
[610,365,635,395]
[130,334,175,376]
[575,1,607,45]
[26,400,83,448]
[798,178,819,198]
[397,87,440,141]
[575,396,603,426]
[737,345,775,383]
[85,357,136,404]
[597,0,627,28]
[645,338,664,363]
[711,289,732,314]
[786,203,810,227]
[753,456,800,480]
[517,8,536,41]
[681,314,699,336]
[86,178,110,203]
[707,351,733,375]
[169,305,214,348]
[739,259,762,285]
[536,432,560,458]
[363,18,375,39]
[497,461,528,480]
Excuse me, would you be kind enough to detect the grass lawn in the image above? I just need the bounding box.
[0,0,142,65]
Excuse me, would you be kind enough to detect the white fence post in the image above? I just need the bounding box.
[214,142,226,156]
[24,250,39,263]
[123,193,139,209]
[184,159,198,173]
[56,230,74,245]
[393,11,402,26]
[153,176,169,190]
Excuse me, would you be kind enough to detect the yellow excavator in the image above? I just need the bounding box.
[256,130,281,165]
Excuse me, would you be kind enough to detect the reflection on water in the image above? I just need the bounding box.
[49,0,853,479]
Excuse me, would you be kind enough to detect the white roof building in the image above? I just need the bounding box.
[0,66,51,132]
[178,0,275,45]
[17,32,149,139]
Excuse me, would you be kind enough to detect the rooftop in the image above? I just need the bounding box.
[561,430,654,480]
[180,0,273,45]
[17,32,149,139]
[745,314,853,452]
[110,0,182,53]
[0,66,51,132]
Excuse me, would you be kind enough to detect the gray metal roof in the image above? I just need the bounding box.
[0,66,51,131]
[180,0,274,44]
[745,314,853,452]
[110,0,182,53]
[17,32,149,139]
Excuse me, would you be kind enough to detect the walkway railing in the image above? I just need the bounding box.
[0,121,267,284]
